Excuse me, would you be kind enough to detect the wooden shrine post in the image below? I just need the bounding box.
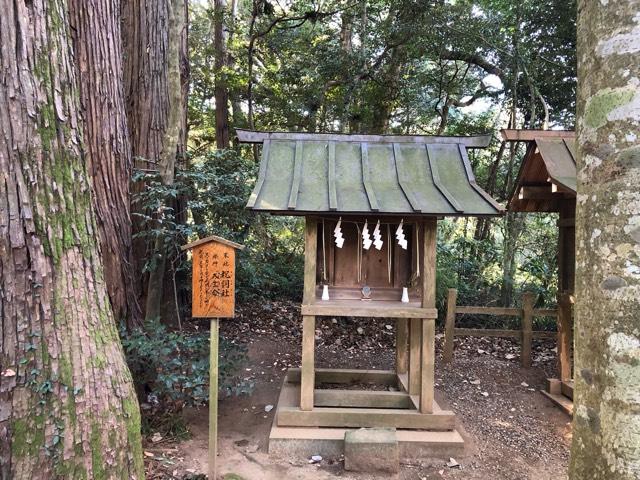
[301,217,317,411]
[182,235,244,480]
[420,218,437,413]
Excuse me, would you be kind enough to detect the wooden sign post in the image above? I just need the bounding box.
[182,235,244,480]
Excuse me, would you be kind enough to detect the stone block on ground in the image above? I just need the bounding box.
[344,427,399,473]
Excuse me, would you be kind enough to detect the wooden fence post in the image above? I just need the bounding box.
[521,292,535,368]
[443,288,457,363]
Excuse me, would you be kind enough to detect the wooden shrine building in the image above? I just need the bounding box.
[503,129,576,413]
[238,129,503,457]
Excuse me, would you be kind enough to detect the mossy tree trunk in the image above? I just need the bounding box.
[0,0,144,478]
[570,1,640,478]
[68,0,142,327]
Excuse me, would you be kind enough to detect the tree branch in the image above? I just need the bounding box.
[440,50,504,77]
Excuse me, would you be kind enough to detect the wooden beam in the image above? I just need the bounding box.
[277,406,456,430]
[547,378,562,395]
[532,331,557,339]
[397,373,409,393]
[501,129,575,142]
[558,217,576,228]
[453,327,555,339]
[540,390,573,416]
[517,185,558,200]
[455,306,521,316]
[443,288,457,363]
[421,319,435,413]
[236,128,492,147]
[287,368,399,386]
[313,389,413,409]
[295,216,318,416]
[408,319,422,396]
[561,380,574,400]
[422,219,437,309]
[420,219,437,413]
[396,318,409,374]
[301,301,437,319]
[454,327,520,338]
[557,293,573,382]
[303,218,317,304]
[300,315,315,411]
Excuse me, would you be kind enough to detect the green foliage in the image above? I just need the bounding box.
[181,0,576,331]
[132,148,304,308]
[187,0,575,141]
[120,320,252,410]
[237,215,305,301]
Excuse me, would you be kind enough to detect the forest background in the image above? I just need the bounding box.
[121,0,578,419]
[171,0,576,315]
[0,0,578,462]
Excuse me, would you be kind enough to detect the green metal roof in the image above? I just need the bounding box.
[536,138,577,192]
[238,130,503,216]
[502,130,576,213]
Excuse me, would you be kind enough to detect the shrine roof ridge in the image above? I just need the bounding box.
[504,129,576,213]
[181,235,245,251]
[239,130,503,217]
[236,128,492,148]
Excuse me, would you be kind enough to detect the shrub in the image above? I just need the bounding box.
[132,148,305,318]
[120,321,252,434]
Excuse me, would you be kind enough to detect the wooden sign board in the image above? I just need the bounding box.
[181,235,243,480]
[182,235,244,318]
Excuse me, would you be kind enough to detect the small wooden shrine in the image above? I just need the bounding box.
[503,129,576,413]
[239,129,502,456]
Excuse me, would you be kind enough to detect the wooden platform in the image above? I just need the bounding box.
[301,300,437,319]
[541,378,573,416]
[268,369,465,459]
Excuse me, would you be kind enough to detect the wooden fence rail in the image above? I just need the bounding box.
[443,289,557,367]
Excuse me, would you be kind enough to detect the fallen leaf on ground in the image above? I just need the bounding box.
[447,457,460,468]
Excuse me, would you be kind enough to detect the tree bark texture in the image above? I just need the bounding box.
[570,1,640,479]
[0,1,144,478]
[122,0,188,321]
[68,0,142,327]
[214,0,231,148]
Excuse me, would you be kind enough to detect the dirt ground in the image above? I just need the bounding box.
[143,301,572,480]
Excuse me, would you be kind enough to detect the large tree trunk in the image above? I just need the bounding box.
[68,0,142,327]
[122,0,188,321]
[214,0,231,148]
[0,1,144,478]
[570,1,640,479]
